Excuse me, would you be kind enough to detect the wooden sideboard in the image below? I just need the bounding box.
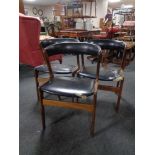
[55,29,100,39]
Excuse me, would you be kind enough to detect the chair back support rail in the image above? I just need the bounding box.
[43,42,102,81]
[39,38,80,67]
[86,39,126,69]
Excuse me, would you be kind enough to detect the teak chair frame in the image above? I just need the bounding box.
[38,42,101,136]
[80,40,126,112]
[34,38,80,101]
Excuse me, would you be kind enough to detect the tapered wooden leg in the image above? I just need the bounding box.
[39,89,46,129]
[41,104,46,130]
[34,70,39,101]
[72,97,74,102]
[59,59,62,64]
[90,93,97,137]
[116,81,120,87]
[115,79,124,112]
[58,95,61,101]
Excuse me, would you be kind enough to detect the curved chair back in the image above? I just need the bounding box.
[86,39,126,69]
[40,38,79,48]
[45,42,101,57]
[44,42,101,80]
[40,38,80,66]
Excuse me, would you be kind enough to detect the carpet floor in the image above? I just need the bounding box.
[19,55,135,155]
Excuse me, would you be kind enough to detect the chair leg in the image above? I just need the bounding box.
[39,89,46,130]
[41,104,46,130]
[72,97,74,102]
[58,95,61,101]
[90,93,97,137]
[115,79,124,112]
[34,70,39,101]
[59,59,62,64]
[116,81,120,87]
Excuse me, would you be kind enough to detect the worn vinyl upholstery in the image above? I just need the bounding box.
[79,39,125,81]
[41,76,95,97]
[79,66,123,81]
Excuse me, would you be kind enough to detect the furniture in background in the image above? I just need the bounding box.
[88,27,121,62]
[78,39,126,112]
[38,42,101,136]
[40,26,48,35]
[114,37,135,66]
[112,8,135,26]
[53,2,64,16]
[92,26,120,39]
[34,38,80,101]
[19,13,62,67]
[64,0,96,17]
[112,8,135,41]
[19,0,25,14]
[61,0,96,29]
[122,20,135,41]
[55,29,100,40]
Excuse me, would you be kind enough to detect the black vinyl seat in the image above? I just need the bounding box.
[41,76,95,97]
[39,42,101,136]
[35,63,76,74]
[79,66,123,81]
[79,39,126,112]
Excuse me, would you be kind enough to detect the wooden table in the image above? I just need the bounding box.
[40,35,54,41]
[113,32,127,38]
[115,35,135,42]
[55,29,100,40]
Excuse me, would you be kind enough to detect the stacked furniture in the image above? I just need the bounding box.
[19,13,62,67]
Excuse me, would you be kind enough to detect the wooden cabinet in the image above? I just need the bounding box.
[53,3,64,16]
[61,0,97,29]
[64,0,96,18]
[19,0,25,14]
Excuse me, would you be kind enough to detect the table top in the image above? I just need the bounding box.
[60,28,100,31]
[125,41,135,50]
[55,29,100,38]
[40,35,54,40]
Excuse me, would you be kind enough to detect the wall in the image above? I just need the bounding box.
[92,0,108,27]
[24,0,108,28]
[24,4,54,21]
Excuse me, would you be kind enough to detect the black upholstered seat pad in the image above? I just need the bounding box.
[41,76,95,97]
[79,66,121,81]
[35,64,76,74]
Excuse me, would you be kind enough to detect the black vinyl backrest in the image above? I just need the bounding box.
[44,42,101,57]
[87,39,125,51]
[40,38,79,48]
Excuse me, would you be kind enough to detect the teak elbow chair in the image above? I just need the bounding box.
[38,42,101,136]
[79,39,126,112]
[34,38,80,100]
